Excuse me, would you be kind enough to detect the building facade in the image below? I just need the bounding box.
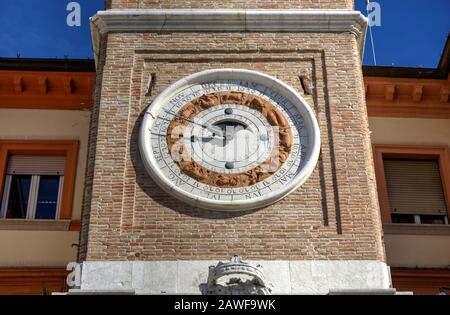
[0,59,94,294]
[0,0,448,295]
[364,43,450,294]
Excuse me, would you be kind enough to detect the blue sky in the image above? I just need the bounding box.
[355,0,449,67]
[0,0,449,67]
[0,0,103,59]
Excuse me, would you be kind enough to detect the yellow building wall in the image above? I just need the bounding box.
[369,117,450,268]
[0,231,79,267]
[384,234,450,267]
[369,117,450,147]
[0,109,90,267]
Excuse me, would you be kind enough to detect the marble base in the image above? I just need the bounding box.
[70,260,393,295]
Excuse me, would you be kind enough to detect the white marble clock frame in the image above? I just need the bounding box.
[139,69,321,211]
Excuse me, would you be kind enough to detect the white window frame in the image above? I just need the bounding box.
[0,174,63,220]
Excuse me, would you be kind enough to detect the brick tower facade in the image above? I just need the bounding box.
[74,0,392,294]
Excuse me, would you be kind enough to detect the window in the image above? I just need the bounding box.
[1,156,65,220]
[0,140,78,221]
[384,159,448,225]
[373,145,450,225]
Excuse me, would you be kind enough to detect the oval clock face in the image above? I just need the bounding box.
[139,69,320,211]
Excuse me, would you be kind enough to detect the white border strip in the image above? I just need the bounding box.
[74,260,392,294]
[90,9,368,64]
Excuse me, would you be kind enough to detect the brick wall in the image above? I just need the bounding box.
[79,27,386,262]
[106,0,354,10]
[78,36,108,261]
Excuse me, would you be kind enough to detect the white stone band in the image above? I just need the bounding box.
[91,9,367,35]
[90,9,368,64]
[74,260,392,295]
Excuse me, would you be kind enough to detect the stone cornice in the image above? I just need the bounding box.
[90,9,367,65]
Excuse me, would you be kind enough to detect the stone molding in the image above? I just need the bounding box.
[90,9,368,64]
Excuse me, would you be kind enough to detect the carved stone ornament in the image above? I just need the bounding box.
[203,256,273,295]
[167,91,292,188]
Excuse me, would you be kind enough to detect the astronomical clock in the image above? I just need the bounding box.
[139,69,320,211]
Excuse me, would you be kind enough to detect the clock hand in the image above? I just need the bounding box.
[163,110,224,138]
[189,135,223,143]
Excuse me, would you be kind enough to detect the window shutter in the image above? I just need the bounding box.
[384,159,447,215]
[6,155,66,175]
